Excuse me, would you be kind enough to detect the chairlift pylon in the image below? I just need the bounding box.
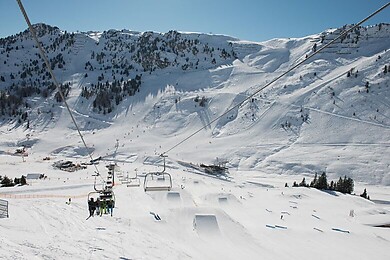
[143,155,172,192]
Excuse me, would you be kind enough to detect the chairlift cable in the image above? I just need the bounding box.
[15,0,102,178]
[162,2,390,156]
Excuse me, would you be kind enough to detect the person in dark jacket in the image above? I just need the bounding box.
[107,199,114,217]
[88,198,96,217]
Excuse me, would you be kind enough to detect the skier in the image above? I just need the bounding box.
[87,198,96,219]
[100,199,106,216]
[107,199,114,217]
[95,198,101,216]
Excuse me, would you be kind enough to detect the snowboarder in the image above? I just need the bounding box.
[66,198,71,205]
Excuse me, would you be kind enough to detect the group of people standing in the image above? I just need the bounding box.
[88,197,114,218]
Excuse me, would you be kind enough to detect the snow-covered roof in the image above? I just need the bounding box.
[25,173,42,180]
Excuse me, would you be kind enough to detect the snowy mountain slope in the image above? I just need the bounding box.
[0,23,390,260]
[0,23,389,185]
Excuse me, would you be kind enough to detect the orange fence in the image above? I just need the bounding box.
[0,193,88,199]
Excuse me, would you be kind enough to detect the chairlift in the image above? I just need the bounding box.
[126,174,141,187]
[88,188,115,202]
[87,164,116,212]
[87,189,116,216]
[144,171,172,191]
[143,155,173,192]
[121,173,141,187]
[88,179,116,205]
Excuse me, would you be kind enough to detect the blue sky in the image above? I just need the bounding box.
[1,0,389,41]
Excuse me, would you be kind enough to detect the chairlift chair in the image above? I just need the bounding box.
[99,188,115,201]
[88,165,116,209]
[143,155,172,192]
[120,171,141,187]
[106,176,113,189]
[126,175,141,187]
[143,171,172,191]
[87,189,116,208]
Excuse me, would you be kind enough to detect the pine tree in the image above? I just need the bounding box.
[299,177,307,187]
[360,188,368,199]
[344,176,354,194]
[316,172,328,190]
[330,180,334,190]
[335,175,354,194]
[310,173,318,187]
[1,176,13,187]
[336,177,344,193]
[21,175,27,186]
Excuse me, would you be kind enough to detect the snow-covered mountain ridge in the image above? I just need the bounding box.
[0,23,389,185]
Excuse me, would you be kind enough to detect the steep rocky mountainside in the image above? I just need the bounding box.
[0,23,239,115]
[1,23,388,120]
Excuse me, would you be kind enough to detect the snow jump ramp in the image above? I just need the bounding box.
[193,214,220,235]
[166,191,181,201]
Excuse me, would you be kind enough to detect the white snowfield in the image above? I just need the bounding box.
[0,23,390,259]
[0,164,389,259]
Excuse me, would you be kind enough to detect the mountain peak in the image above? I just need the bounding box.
[21,23,60,38]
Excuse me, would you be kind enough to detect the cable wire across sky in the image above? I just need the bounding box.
[161,2,390,156]
[14,0,390,161]
[16,0,102,179]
